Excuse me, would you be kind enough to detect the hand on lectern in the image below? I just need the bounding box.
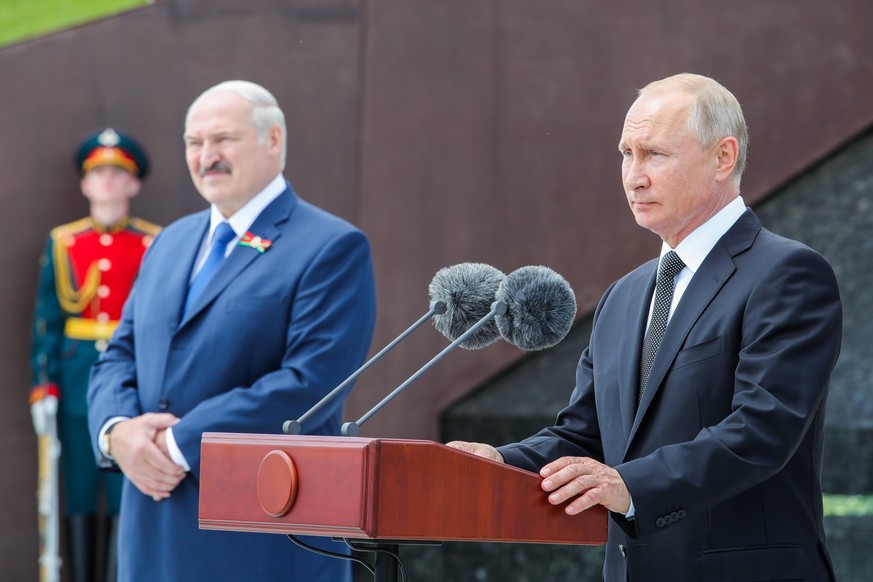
[445,441,505,463]
[539,456,631,516]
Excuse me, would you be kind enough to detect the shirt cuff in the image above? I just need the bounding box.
[98,417,130,458]
[165,426,191,472]
[625,498,636,520]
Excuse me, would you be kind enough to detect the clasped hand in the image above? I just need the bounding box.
[446,442,630,515]
[110,413,186,501]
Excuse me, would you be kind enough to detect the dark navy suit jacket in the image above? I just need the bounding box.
[500,210,841,582]
[88,186,376,581]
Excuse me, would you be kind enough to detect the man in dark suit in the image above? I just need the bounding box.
[87,80,376,581]
[449,73,842,581]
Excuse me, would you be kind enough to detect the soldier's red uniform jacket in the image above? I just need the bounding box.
[31,216,161,417]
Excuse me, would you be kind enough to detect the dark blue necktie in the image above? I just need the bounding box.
[639,250,685,402]
[184,222,236,317]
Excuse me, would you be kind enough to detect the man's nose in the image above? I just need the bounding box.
[624,159,649,190]
[199,142,221,168]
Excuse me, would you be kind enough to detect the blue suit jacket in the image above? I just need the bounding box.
[499,210,842,582]
[88,186,376,581]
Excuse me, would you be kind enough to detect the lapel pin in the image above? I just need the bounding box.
[239,232,272,253]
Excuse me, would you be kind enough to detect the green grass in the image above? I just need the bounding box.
[823,494,873,517]
[0,0,150,48]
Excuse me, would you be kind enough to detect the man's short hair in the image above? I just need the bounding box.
[186,80,287,171]
[640,73,748,187]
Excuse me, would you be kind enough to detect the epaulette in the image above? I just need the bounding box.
[49,217,93,242]
[49,218,99,315]
[128,217,162,236]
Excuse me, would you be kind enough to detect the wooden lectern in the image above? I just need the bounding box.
[199,433,607,546]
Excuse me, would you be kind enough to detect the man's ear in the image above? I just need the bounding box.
[128,178,142,199]
[714,136,739,182]
[268,125,282,157]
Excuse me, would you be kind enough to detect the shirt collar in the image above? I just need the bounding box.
[661,195,747,273]
[207,173,286,240]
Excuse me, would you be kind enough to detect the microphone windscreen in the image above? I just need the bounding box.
[429,263,506,349]
[495,266,576,350]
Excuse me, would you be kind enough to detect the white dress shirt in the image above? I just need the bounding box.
[646,195,748,329]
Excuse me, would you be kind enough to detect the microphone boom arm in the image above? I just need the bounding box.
[342,300,507,437]
[284,300,447,435]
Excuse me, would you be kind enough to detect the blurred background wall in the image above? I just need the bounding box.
[1,1,872,579]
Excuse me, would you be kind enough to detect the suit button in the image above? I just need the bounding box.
[619,544,626,558]
[678,510,687,518]
[671,511,680,520]
[656,517,666,528]
[158,398,169,410]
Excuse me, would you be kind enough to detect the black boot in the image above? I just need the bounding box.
[104,515,119,582]
[66,514,96,582]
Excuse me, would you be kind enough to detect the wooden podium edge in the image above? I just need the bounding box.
[199,433,607,545]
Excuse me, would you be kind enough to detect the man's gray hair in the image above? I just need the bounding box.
[640,73,748,187]
[186,80,287,170]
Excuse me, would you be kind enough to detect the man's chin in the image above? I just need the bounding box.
[199,186,222,204]
[198,187,227,204]
[85,193,131,203]
[632,213,653,229]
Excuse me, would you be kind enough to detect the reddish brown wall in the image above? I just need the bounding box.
[1,0,872,576]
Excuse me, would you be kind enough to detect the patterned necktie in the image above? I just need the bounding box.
[183,222,236,317]
[639,250,685,402]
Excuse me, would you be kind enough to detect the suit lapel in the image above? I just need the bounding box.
[144,213,208,392]
[626,210,760,447]
[177,188,296,329]
[618,263,657,439]
[168,215,210,325]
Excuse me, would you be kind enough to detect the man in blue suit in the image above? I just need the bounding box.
[87,80,376,581]
[450,74,841,581]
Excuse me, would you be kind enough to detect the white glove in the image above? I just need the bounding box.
[30,384,60,436]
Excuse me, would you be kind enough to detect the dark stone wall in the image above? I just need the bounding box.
[755,130,873,497]
[757,132,873,502]
[756,130,873,582]
[435,127,873,581]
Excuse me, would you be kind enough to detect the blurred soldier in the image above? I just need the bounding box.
[30,128,160,582]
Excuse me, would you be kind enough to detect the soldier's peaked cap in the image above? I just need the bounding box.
[75,128,149,179]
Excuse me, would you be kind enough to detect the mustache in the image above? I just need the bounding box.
[200,162,231,177]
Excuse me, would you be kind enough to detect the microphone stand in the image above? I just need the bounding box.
[340,302,507,580]
[284,302,452,581]
[286,300,510,581]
